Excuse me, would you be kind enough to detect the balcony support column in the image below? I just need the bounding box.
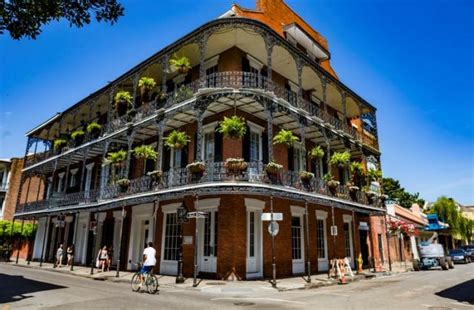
[79,149,89,192]
[160,56,169,94]
[341,90,347,120]
[99,140,111,199]
[63,156,71,194]
[264,35,275,90]
[198,32,209,87]
[296,57,304,108]
[298,117,307,171]
[132,73,140,107]
[320,75,328,112]
[123,129,136,179]
[194,99,209,162]
[107,88,115,127]
[265,100,275,162]
[156,117,165,171]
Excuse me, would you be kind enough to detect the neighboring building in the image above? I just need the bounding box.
[0,159,11,219]
[14,0,384,279]
[460,205,474,244]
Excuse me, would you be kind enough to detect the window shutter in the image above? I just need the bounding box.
[242,125,251,162]
[163,146,171,172]
[214,131,223,162]
[242,57,250,72]
[288,147,294,171]
[181,144,189,168]
[262,132,268,164]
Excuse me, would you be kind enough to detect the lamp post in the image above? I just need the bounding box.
[304,200,311,283]
[176,202,188,284]
[270,196,277,288]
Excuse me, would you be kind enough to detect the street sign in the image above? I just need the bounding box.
[330,225,338,236]
[261,213,283,221]
[268,221,279,236]
[186,211,208,219]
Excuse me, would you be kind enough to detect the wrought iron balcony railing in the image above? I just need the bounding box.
[25,71,373,168]
[16,162,382,215]
[0,182,7,191]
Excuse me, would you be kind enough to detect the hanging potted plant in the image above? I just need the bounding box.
[216,116,247,140]
[138,76,156,101]
[133,144,158,161]
[71,129,85,146]
[323,173,339,195]
[186,161,205,182]
[169,54,192,74]
[348,161,364,198]
[164,130,190,150]
[329,151,351,168]
[86,122,102,139]
[224,158,248,176]
[116,178,130,193]
[114,91,133,117]
[265,161,283,184]
[105,150,127,167]
[308,145,324,160]
[272,129,299,147]
[53,137,68,152]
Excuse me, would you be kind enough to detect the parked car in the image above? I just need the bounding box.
[448,249,471,264]
[460,245,474,260]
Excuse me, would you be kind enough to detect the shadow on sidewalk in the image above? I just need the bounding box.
[435,279,474,305]
[0,273,66,304]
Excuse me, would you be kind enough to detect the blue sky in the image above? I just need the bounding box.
[0,0,473,204]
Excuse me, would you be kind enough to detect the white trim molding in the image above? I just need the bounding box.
[161,202,182,213]
[244,198,265,211]
[291,205,305,216]
[195,198,220,211]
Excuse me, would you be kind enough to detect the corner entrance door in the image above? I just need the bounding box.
[246,210,262,278]
[199,211,218,273]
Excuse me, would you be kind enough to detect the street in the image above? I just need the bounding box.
[0,263,473,309]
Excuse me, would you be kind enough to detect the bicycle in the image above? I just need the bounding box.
[131,262,159,294]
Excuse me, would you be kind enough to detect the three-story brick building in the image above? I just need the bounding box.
[15,0,385,279]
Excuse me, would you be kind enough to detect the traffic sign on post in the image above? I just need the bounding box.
[261,213,283,221]
[268,221,279,236]
[186,211,208,219]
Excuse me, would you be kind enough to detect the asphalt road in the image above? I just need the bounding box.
[0,263,473,309]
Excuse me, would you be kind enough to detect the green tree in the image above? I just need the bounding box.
[429,196,460,233]
[382,177,425,208]
[1,1,124,40]
[0,220,37,239]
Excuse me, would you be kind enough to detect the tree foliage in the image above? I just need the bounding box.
[0,220,37,239]
[1,1,124,40]
[382,177,425,209]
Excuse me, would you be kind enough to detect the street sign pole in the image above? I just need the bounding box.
[193,194,199,287]
[305,201,311,283]
[270,196,277,288]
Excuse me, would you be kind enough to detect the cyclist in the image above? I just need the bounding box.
[140,242,156,287]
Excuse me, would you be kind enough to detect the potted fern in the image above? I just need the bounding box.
[71,129,85,146]
[348,161,364,196]
[169,54,192,74]
[86,122,102,139]
[53,137,68,152]
[117,178,130,193]
[164,130,190,150]
[323,173,339,195]
[132,144,157,161]
[186,161,205,182]
[272,129,299,147]
[224,158,248,175]
[329,151,351,168]
[308,145,324,160]
[105,150,127,168]
[138,77,156,96]
[114,91,133,117]
[216,116,247,140]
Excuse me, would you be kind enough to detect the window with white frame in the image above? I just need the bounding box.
[291,216,303,260]
[204,55,219,87]
[293,143,304,172]
[247,55,263,87]
[163,213,180,261]
[343,222,351,258]
[172,149,182,169]
[316,211,328,260]
[201,122,217,162]
[247,121,263,163]
[57,172,65,192]
[69,168,78,187]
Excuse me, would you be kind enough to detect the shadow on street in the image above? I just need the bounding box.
[0,273,66,304]
[435,279,474,305]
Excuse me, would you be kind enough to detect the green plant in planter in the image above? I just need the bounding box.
[164,130,190,149]
[186,161,206,173]
[216,116,247,139]
[366,169,382,183]
[308,146,324,160]
[350,161,365,178]
[116,179,130,192]
[299,171,315,183]
[265,161,283,174]
[114,91,133,116]
[105,150,127,166]
[132,144,157,161]
[86,122,102,133]
[169,54,192,74]
[224,158,248,174]
[329,151,351,167]
[53,138,68,151]
[138,77,156,93]
[71,129,85,140]
[146,170,162,181]
[272,129,299,147]
[323,173,340,189]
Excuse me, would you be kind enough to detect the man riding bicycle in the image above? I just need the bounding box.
[140,241,156,287]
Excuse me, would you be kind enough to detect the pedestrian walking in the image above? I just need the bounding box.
[96,246,109,272]
[55,244,64,268]
[67,244,75,266]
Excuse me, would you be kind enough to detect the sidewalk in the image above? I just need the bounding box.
[8,259,410,293]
